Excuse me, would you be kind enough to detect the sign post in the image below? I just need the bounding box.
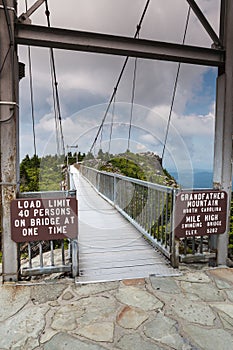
[0,0,19,282]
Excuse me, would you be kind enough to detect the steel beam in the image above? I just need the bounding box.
[186,0,222,48]
[15,23,224,67]
[18,0,45,24]
[22,0,44,18]
[213,0,233,265]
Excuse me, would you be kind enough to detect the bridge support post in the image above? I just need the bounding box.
[171,189,179,268]
[213,0,233,266]
[0,0,19,281]
[71,239,79,277]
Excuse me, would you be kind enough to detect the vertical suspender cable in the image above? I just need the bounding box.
[50,58,61,154]
[127,46,138,151]
[25,0,37,156]
[28,46,37,156]
[161,5,191,164]
[99,111,104,151]
[45,0,65,155]
[0,46,11,76]
[2,0,15,102]
[108,90,116,155]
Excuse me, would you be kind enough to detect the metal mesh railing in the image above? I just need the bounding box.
[80,165,217,266]
[20,239,71,277]
[114,176,175,258]
[80,165,177,265]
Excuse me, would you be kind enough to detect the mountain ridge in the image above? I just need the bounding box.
[83,151,177,187]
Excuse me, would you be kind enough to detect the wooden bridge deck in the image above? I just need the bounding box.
[70,166,179,283]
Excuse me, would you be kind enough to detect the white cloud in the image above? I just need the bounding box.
[18,0,219,172]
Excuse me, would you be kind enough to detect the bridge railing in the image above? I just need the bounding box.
[79,165,178,267]
[80,165,217,267]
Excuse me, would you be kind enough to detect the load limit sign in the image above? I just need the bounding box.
[11,197,78,242]
[174,190,227,238]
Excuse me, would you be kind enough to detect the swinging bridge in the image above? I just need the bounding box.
[0,0,232,282]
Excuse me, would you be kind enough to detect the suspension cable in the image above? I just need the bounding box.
[0,46,11,76]
[127,47,138,151]
[44,0,65,155]
[161,5,191,164]
[28,45,37,156]
[50,58,61,154]
[108,90,116,155]
[25,0,37,156]
[2,0,13,44]
[2,0,16,106]
[89,0,151,154]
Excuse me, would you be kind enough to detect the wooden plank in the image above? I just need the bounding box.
[78,264,179,283]
[79,248,158,262]
[79,257,168,271]
[79,255,163,266]
[79,246,155,255]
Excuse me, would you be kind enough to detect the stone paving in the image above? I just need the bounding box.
[1,266,233,349]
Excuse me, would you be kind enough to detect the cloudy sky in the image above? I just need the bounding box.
[18,0,220,176]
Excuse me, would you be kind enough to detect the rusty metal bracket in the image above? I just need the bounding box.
[18,0,45,24]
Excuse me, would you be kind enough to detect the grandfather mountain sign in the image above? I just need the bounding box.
[174,190,227,238]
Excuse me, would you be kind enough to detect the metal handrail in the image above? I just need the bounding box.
[79,165,178,267]
[79,165,217,266]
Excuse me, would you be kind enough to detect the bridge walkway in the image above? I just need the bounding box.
[70,166,179,283]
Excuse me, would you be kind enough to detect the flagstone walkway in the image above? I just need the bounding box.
[1,266,233,349]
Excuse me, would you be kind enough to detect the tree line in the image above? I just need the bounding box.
[0,151,233,260]
[20,152,85,192]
